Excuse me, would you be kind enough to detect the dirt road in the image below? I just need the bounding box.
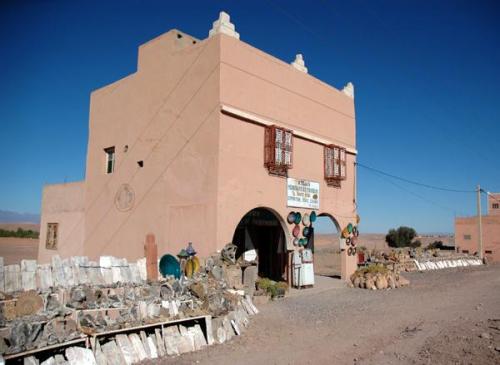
[153,264,500,365]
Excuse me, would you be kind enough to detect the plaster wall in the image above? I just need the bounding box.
[38,181,85,263]
[216,35,358,279]
[82,31,221,260]
[455,215,500,262]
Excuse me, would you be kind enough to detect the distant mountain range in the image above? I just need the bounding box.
[0,210,40,223]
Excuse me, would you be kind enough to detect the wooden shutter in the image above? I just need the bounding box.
[324,144,346,187]
[264,125,293,176]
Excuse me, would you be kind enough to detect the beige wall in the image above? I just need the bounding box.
[38,181,85,263]
[455,215,500,262]
[82,30,221,260]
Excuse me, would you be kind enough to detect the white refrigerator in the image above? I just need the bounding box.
[292,249,315,287]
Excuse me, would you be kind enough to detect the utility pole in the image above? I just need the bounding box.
[477,185,483,260]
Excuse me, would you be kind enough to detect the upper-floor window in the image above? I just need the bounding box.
[464,234,471,240]
[493,203,499,209]
[104,146,115,174]
[264,125,293,176]
[324,144,346,187]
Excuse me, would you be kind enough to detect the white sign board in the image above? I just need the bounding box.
[287,178,320,209]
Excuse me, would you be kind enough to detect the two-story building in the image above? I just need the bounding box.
[455,192,500,262]
[38,12,359,281]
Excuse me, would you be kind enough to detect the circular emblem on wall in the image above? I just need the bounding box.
[114,184,135,212]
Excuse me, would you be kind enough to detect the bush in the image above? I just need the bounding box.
[410,239,422,248]
[256,278,273,291]
[385,226,417,248]
[427,240,444,250]
[256,278,288,299]
[0,228,39,239]
[352,264,388,278]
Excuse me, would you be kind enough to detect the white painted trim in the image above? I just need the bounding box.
[220,104,357,155]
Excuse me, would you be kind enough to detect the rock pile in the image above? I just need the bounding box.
[360,248,483,274]
[349,265,410,290]
[19,297,257,365]
[0,249,260,363]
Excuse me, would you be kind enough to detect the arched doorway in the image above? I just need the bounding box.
[232,208,287,281]
[313,213,341,278]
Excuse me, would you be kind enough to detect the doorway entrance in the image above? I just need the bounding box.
[232,208,287,281]
[313,213,341,278]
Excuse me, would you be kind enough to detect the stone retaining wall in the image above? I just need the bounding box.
[0,256,148,293]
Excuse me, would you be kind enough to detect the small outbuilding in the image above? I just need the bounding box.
[455,192,500,262]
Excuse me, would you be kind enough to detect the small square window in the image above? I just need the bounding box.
[104,146,115,174]
[462,249,469,254]
[493,203,499,209]
[46,223,58,250]
[464,234,471,240]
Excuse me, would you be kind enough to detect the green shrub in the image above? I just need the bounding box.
[256,278,288,299]
[256,278,273,291]
[427,240,444,250]
[276,281,289,292]
[0,228,39,239]
[385,226,417,248]
[353,264,388,278]
[410,239,422,248]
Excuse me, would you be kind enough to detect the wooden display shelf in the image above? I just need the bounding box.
[2,315,213,362]
[3,337,87,360]
[89,314,211,338]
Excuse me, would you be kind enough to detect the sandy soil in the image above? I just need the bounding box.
[0,223,40,232]
[0,237,39,265]
[0,223,40,264]
[315,233,454,251]
[150,264,500,365]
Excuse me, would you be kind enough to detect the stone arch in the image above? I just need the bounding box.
[313,213,342,277]
[231,207,289,281]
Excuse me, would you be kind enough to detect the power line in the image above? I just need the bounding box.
[265,0,331,46]
[375,170,458,214]
[355,162,475,193]
[482,190,500,204]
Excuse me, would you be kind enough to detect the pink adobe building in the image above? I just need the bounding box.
[38,12,359,281]
[455,193,500,262]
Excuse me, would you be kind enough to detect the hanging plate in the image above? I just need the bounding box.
[310,211,317,223]
[302,213,310,226]
[294,212,302,225]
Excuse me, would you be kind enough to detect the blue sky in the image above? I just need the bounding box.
[1,0,499,233]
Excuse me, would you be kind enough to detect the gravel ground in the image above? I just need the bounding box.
[150,264,500,365]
